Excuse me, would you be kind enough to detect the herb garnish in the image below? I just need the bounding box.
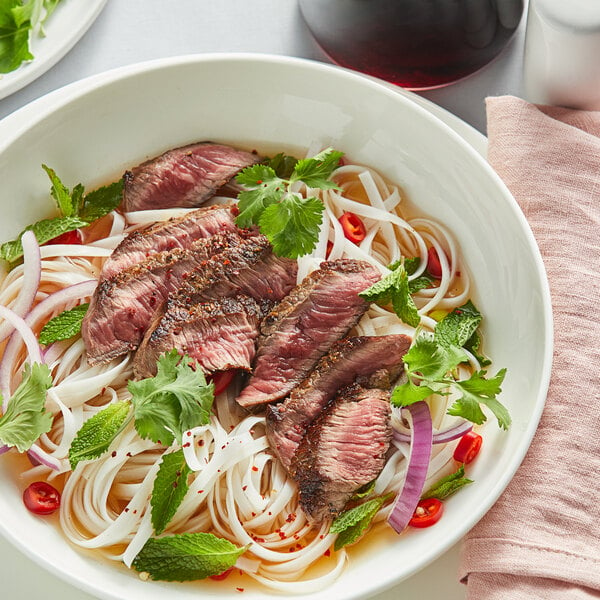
[420,465,473,500]
[0,165,123,263]
[38,303,89,345]
[391,302,511,430]
[132,532,247,582]
[68,351,215,469]
[235,148,343,259]
[0,0,63,74]
[359,259,420,327]
[0,362,53,452]
[330,493,394,551]
[151,448,192,535]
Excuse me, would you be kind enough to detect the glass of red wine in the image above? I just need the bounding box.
[299,0,525,90]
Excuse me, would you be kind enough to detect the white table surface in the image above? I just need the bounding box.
[0,1,530,599]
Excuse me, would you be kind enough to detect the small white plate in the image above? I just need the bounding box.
[0,0,107,100]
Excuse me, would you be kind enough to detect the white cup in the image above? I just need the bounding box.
[524,0,600,109]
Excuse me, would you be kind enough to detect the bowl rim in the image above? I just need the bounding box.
[0,53,554,600]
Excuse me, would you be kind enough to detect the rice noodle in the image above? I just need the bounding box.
[0,151,479,593]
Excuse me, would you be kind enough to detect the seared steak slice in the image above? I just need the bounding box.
[133,295,261,379]
[266,334,411,471]
[102,205,237,279]
[172,234,297,308]
[236,260,381,407]
[122,142,260,211]
[82,232,246,364]
[292,383,392,523]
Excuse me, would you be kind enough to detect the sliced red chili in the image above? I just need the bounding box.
[208,369,237,396]
[453,431,483,464]
[209,566,234,581]
[23,481,61,515]
[426,246,443,278]
[326,240,333,258]
[409,497,444,528]
[47,229,83,245]
[339,212,366,244]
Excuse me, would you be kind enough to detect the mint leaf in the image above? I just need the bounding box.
[132,532,247,581]
[449,368,510,429]
[258,195,324,258]
[129,350,215,446]
[41,164,83,217]
[151,449,192,535]
[0,0,32,74]
[435,301,482,349]
[331,494,393,551]
[359,260,420,327]
[421,465,473,500]
[38,303,89,345]
[79,179,124,222]
[0,363,52,452]
[68,401,131,470]
[0,215,89,262]
[289,147,343,188]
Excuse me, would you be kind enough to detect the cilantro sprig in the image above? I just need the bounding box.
[0,362,53,452]
[235,148,343,258]
[0,0,64,74]
[68,351,215,469]
[0,165,123,263]
[391,302,511,430]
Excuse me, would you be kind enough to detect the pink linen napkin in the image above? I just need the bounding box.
[458,96,600,599]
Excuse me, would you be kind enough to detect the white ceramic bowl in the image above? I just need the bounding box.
[0,54,552,600]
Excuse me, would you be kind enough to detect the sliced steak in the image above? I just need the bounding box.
[171,234,297,308]
[102,205,238,279]
[133,295,261,379]
[292,383,392,523]
[236,260,381,407]
[266,334,411,471]
[122,142,260,212]
[82,232,246,365]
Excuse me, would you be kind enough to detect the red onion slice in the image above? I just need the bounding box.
[27,444,61,471]
[387,401,433,534]
[393,419,473,445]
[0,230,41,344]
[0,280,96,403]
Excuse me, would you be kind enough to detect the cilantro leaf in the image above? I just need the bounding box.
[68,401,131,470]
[38,303,89,345]
[0,362,52,452]
[402,335,466,381]
[129,350,215,446]
[0,215,89,263]
[421,465,473,500]
[151,448,192,535]
[359,260,420,327]
[289,147,343,188]
[331,494,393,551]
[435,301,482,349]
[258,195,324,259]
[235,164,285,228]
[132,532,247,581]
[0,0,32,74]
[449,368,510,429]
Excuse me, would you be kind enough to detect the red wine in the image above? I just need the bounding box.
[299,0,524,89]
